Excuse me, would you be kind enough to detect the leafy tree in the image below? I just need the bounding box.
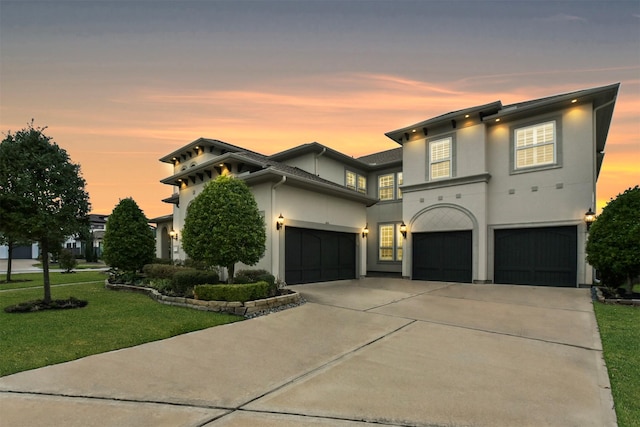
[586,186,640,292]
[0,122,90,302]
[182,175,266,282]
[102,198,155,273]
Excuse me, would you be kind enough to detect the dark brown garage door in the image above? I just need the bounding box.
[285,227,356,285]
[413,230,472,283]
[494,226,577,287]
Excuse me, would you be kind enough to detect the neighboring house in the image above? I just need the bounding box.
[62,214,108,258]
[0,243,39,260]
[0,214,109,260]
[153,83,619,287]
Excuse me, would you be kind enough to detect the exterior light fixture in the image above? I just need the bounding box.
[495,118,501,122]
[276,214,284,231]
[584,208,596,231]
[571,99,578,103]
[169,229,178,240]
[464,114,470,118]
[362,224,369,239]
[400,221,407,238]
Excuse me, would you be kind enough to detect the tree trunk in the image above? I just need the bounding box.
[41,239,51,304]
[6,240,13,282]
[227,263,235,284]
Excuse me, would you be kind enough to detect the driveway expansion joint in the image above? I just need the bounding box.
[231,407,461,427]
[0,389,231,412]
[236,318,417,410]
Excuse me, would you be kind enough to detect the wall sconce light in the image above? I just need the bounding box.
[276,214,284,231]
[362,224,369,239]
[169,229,178,240]
[400,221,407,238]
[584,208,596,231]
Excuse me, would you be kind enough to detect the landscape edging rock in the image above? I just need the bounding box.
[593,286,640,306]
[105,281,301,316]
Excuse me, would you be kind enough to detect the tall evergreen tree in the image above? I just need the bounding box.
[0,122,90,302]
[102,198,155,273]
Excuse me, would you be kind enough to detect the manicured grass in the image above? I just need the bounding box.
[594,302,640,427]
[32,261,107,270]
[0,281,242,377]
[0,271,108,290]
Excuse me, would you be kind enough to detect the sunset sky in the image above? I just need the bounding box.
[1,0,638,220]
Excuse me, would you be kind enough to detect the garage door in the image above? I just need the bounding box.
[11,245,33,259]
[285,227,356,285]
[494,226,577,287]
[413,230,472,283]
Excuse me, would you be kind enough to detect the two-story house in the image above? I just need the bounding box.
[152,83,619,287]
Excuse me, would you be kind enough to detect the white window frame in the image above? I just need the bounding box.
[378,174,395,201]
[378,223,403,262]
[346,170,367,194]
[377,172,403,201]
[429,137,452,180]
[514,121,556,169]
[510,117,562,174]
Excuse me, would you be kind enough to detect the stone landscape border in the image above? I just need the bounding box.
[593,286,640,306]
[105,281,302,316]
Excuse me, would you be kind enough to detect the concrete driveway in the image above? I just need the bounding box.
[0,278,616,426]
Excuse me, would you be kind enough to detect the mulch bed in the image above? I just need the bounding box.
[4,297,88,313]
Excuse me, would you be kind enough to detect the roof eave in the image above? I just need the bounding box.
[385,101,502,144]
[243,169,378,207]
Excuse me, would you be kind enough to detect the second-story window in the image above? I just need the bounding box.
[378,172,402,201]
[378,174,395,200]
[429,137,452,180]
[357,175,367,194]
[346,170,367,194]
[515,121,555,169]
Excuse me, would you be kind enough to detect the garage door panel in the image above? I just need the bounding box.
[285,227,356,285]
[495,226,577,287]
[413,231,472,283]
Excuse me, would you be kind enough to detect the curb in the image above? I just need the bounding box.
[104,281,302,316]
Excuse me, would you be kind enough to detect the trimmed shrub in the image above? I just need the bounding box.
[171,270,219,295]
[142,263,185,279]
[235,269,276,296]
[194,281,270,303]
[58,248,77,273]
[147,278,173,294]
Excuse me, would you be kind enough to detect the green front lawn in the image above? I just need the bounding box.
[1,271,107,290]
[0,275,242,377]
[594,302,640,427]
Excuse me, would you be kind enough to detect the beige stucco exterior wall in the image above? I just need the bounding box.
[167,175,368,282]
[274,185,368,281]
[398,103,595,286]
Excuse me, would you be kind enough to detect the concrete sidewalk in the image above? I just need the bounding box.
[0,258,107,275]
[0,279,616,426]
